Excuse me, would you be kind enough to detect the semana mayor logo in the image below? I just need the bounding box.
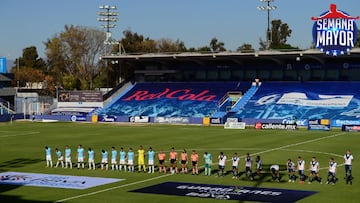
[312,4,359,56]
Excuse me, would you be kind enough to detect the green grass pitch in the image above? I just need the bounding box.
[0,121,359,203]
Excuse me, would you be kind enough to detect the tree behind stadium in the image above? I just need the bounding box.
[45,25,105,90]
[259,19,298,50]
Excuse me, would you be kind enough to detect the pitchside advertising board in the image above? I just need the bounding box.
[342,125,360,132]
[224,122,246,129]
[129,116,149,123]
[312,4,359,56]
[254,122,297,130]
[223,117,246,129]
[70,115,87,122]
[333,119,360,127]
[308,119,331,131]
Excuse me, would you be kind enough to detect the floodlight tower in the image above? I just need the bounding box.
[97,5,121,54]
[257,0,277,50]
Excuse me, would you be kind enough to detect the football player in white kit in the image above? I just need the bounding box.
[343,149,354,185]
[217,152,227,177]
[270,164,280,182]
[308,157,322,184]
[231,153,240,179]
[326,157,337,185]
[297,156,306,184]
[245,153,253,180]
[255,155,263,177]
[287,159,296,183]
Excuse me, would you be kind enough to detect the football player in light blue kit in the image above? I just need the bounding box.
[65,145,72,169]
[88,148,95,170]
[77,144,85,169]
[148,147,155,173]
[55,148,64,168]
[45,146,53,168]
[127,148,135,172]
[119,147,127,171]
[101,149,109,170]
[204,152,212,176]
[111,147,119,171]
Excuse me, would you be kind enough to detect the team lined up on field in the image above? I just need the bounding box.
[44,145,354,185]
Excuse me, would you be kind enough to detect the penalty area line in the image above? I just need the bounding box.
[55,173,173,203]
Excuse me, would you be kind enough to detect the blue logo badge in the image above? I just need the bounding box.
[312,4,359,56]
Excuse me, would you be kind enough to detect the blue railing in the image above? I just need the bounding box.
[229,85,258,113]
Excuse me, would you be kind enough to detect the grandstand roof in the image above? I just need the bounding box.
[101,48,360,65]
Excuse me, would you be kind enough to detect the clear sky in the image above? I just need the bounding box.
[1,0,360,60]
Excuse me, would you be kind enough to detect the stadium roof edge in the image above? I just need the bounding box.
[101,48,360,60]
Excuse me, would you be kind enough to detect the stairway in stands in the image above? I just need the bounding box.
[228,85,259,113]
[211,84,259,119]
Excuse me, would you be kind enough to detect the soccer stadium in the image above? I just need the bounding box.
[0,2,360,203]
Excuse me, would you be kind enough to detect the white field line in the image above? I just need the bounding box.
[279,149,343,158]
[249,132,345,157]
[55,132,345,202]
[0,131,40,138]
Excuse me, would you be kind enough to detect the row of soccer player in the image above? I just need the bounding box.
[45,145,205,173]
[265,151,354,185]
[44,145,259,175]
[44,145,354,184]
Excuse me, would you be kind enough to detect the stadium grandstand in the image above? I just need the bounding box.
[92,49,360,126]
[9,48,360,127]
[0,73,16,121]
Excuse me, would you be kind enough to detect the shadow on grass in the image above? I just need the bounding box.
[0,184,53,203]
[0,195,52,203]
[0,158,43,168]
[0,158,49,202]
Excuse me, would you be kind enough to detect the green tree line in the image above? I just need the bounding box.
[13,19,353,95]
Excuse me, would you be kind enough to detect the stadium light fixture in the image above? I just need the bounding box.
[257,0,277,50]
[97,5,119,42]
[97,5,126,55]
